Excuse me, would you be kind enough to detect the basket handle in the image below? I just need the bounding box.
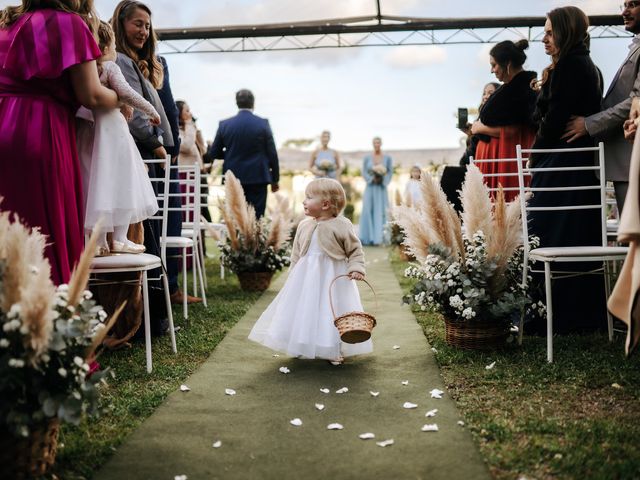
[328,274,378,319]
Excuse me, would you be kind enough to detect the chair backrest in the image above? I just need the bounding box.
[171,164,201,251]
[516,142,607,279]
[469,156,529,196]
[143,156,172,263]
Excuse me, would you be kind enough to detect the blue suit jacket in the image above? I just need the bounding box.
[208,110,279,185]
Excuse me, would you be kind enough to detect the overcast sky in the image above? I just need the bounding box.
[1,1,626,150]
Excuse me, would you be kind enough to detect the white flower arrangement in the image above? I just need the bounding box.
[371,164,387,176]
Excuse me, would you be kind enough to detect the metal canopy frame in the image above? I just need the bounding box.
[156,14,627,55]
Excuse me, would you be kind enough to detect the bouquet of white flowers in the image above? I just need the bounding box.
[370,164,387,184]
[317,159,336,173]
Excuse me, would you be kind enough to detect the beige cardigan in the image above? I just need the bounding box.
[290,216,365,275]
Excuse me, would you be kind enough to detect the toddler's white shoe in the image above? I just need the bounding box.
[111,240,146,254]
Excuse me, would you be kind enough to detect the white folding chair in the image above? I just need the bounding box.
[89,156,177,373]
[469,156,527,198]
[516,142,628,362]
[165,163,207,320]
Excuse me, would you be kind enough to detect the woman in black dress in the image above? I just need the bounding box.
[528,6,605,333]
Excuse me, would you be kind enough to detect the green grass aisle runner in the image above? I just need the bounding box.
[94,247,490,480]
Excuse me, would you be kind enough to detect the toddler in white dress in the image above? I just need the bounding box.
[404,164,423,205]
[249,178,372,364]
[80,21,160,255]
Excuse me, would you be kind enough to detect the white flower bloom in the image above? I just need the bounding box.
[57,284,69,292]
[7,304,22,318]
[73,356,84,367]
[83,290,93,300]
[0,338,9,348]
[19,324,29,335]
[58,368,68,378]
[8,358,25,368]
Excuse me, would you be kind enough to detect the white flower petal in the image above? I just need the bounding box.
[315,403,325,411]
[290,418,303,426]
[180,384,191,392]
[403,402,418,409]
[327,423,344,430]
[370,391,380,397]
[279,366,290,374]
[359,432,375,440]
[612,383,623,389]
[225,388,236,396]
[485,361,496,370]
[320,388,330,394]
[431,347,438,353]
[425,409,438,417]
[335,387,349,394]
[401,380,409,386]
[421,424,439,432]
[175,476,188,480]
[212,440,222,448]
[457,420,465,427]
[392,345,401,350]
[430,389,444,399]
[272,354,280,357]
[376,439,394,447]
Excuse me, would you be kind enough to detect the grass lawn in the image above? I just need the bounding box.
[51,252,262,480]
[389,248,640,480]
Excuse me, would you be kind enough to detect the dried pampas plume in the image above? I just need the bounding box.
[67,223,99,308]
[418,175,462,256]
[460,164,492,238]
[392,205,437,263]
[0,206,55,360]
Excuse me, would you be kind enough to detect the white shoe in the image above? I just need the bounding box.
[111,240,146,254]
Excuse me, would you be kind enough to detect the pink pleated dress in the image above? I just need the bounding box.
[0,9,101,284]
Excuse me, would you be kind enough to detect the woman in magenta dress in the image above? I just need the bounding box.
[0,1,118,285]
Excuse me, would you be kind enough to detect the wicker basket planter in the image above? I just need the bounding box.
[0,418,60,479]
[237,271,274,291]
[444,318,509,350]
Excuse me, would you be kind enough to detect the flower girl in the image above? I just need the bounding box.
[404,164,423,205]
[80,21,160,255]
[248,178,372,364]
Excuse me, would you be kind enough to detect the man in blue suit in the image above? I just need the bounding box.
[209,89,280,217]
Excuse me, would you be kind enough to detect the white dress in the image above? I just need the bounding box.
[80,61,158,233]
[248,230,373,359]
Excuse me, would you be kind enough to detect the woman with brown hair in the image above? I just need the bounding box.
[0,0,118,285]
[471,39,538,200]
[527,6,606,334]
[96,0,177,342]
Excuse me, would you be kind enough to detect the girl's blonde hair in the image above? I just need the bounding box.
[97,20,114,53]
[306,178,346,216]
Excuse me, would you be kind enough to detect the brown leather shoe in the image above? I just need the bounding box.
[170,291,203,305]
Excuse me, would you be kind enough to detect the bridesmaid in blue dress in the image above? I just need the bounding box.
[309,130,341,179]
[359,136,393,245]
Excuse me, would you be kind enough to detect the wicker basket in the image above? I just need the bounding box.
[330,275,377,344]
[237,271,274,291]
[0,418,60,479]
[444,318,509,350]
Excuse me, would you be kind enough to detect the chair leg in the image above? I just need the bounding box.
[162,273,177,354]
[195,247,207,307]
[198,235,207,290]
[142,271,153,373]
[518,308,524,345]
[182,247,188,320]
[544,262,554,363]
[192,246,197,297]
[604,261,614,342]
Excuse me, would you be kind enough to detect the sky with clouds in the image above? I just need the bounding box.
[1,0,627,150]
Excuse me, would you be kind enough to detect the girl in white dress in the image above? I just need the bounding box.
[404,164,423,205]
[81,21,160,255]
[249,178,372,364]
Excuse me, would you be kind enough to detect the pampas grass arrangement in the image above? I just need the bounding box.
[395,164,538,327]
[0,202,119,446]
[218,172,293,275]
